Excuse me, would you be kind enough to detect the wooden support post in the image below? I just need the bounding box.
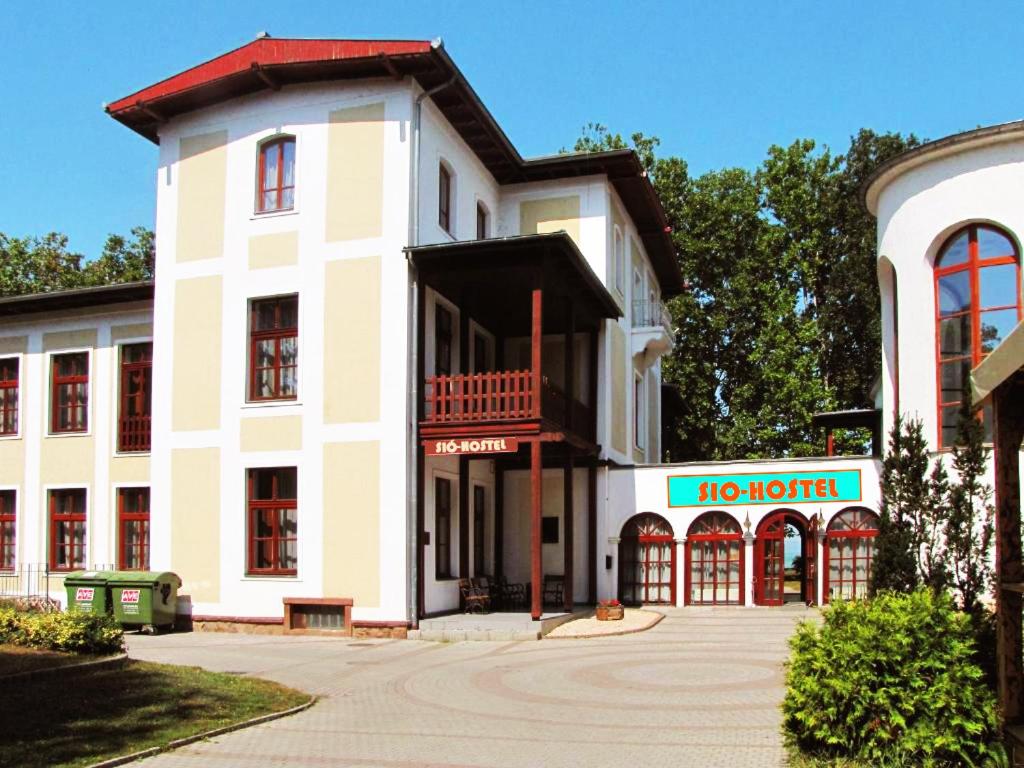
[565,301,575,431]
[588,463,597,605]
[495,462,504,579]
[994,379,1024,723]
[415,274,426,620]
[531,284,543,418]
[459,455,469,581]
[531,440,543,620]
[563,453,574,612]
[826,431,835,457]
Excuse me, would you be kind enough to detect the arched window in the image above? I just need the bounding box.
[935,224,1021,446]
[257,136,296,213]
[824,508,879,602]
[619,513,674,605]
[686,512,742,605]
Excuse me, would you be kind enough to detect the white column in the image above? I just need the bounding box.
[743,531,755,607]
[674,537,686,607]
[816,529,826,605]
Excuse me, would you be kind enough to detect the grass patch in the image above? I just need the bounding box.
[0,644,100,677]
[0,658,309,768]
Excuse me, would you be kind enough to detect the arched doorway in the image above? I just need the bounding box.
[619,513,675,605]
[755,511,813,606]
[824,508,879,602]
[685,512,743,605]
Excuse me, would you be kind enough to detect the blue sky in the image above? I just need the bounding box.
[2,1,1022,259]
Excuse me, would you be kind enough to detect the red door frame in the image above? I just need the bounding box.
[754,511,808,606]
[684,512,744,606]
[619,514,676,606]
[822,508,880,603]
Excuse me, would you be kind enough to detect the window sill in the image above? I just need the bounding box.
[241,400,302,410]
[113,451,152,458]
[241,575,301,582]
[46,431,91,439]
[0,433,22,441]
[250,208,299,221]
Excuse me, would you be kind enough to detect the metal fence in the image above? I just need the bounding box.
[0,563,115,601]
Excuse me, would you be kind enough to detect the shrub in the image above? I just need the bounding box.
[783,589,1002,767]
[0,607,124,655]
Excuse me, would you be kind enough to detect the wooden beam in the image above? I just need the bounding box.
[588,464,598,605]
[377,53,402,80]
[495,462,504,579]
[994,377,1024,723]
[250,63,280,91]
[135,100,165,123]
[531,440,543,620]
[459,455,470,581]
[531,280,543,419]
[563,454,575,612]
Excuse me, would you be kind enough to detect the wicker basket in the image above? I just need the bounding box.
[596,604,624,621]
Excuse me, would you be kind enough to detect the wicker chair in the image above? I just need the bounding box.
[496,575,527,610]
[542,574,565,608]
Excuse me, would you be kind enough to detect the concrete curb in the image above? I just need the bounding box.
[543,609,665,639]
[85,696,317,768]
[0,652,128,683]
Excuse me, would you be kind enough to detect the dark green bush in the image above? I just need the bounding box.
[0,606,124,655]
[783,589,1002,767]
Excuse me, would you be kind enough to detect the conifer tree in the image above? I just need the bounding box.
[869,413,921,595]
[943,390,995,616]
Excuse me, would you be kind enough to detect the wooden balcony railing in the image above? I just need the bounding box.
[424,370,594,440]
[118,415,151,453]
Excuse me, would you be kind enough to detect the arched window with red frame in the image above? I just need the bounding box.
[824,507,879,602]
[686,512,743,605]
[257,136,296,213]
[935,224,1021,447]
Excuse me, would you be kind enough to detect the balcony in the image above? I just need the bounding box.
[631,299,673,367]
[118,415,151,453]
[423,371,594,442]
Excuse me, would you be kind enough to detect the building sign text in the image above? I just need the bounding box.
[425,437,519,456]
[668,469,862,507]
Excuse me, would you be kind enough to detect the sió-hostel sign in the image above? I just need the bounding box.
[667,469,862,507]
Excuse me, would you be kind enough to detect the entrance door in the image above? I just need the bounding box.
[755,512,809,606]
[619,514,675,605]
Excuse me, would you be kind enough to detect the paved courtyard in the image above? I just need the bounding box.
[126,606,814,768]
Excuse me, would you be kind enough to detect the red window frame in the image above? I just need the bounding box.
[823,508,879,603]
[118,343,152,452]
[685,512,743,606]
[256,136,296,213]
[118,487,150,571]
[934,224,1021,447]
[619,513,676,605]
[247,468,298,576]
[0,357,18,436]
[49,489,86,572]
[0,490,15,571]
[435,477,452,579]
[249,296,298,402]
[51,352,89,433]
[439,164,452,234]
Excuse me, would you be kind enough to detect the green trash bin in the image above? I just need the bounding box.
[107,571,182,630]
[63,571,114,615]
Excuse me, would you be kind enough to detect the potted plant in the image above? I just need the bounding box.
[596,598,624,621]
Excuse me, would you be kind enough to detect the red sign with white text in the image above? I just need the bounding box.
[425,437,519,456]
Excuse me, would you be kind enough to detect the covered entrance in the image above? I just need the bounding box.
[619,513,675,605]
[755,511,816,606]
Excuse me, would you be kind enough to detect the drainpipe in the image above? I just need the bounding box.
[406,44,456,629]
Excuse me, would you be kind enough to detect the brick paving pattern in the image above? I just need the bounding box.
[127,606,814,767]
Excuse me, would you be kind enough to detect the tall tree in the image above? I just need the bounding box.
[0,228,154,298]
[567,124,919,459]
[870,413,923,595]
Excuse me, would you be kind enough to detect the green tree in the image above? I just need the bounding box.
[870,413,923,595]
[943,389,995,616]
[568,125,918,460]
[0,228,154,298]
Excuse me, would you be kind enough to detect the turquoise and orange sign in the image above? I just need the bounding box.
[667,469,862,507]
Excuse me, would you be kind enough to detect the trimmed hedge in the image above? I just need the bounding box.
[0,606,124,655]
[783,590,1002,767]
